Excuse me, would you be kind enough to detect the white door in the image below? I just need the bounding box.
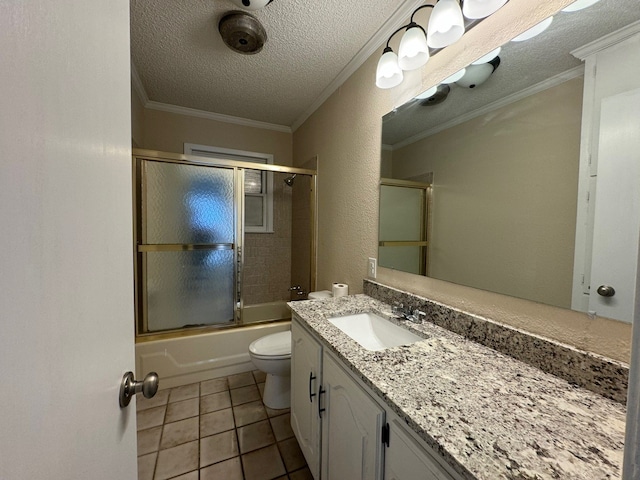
[321,353,385,480]
[0,1,138,479]
[588,88,640,322]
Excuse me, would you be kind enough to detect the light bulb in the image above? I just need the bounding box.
[398,25,430,71]
[427,0,465,49]
[376,49,404,89]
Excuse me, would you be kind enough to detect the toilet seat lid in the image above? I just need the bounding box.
[249,330,291,356]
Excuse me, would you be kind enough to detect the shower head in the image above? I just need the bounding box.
[284,174,296,187]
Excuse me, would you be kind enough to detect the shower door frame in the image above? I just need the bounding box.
[132,149,317,339]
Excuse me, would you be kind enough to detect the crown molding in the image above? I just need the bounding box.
[130,61,149,105]
[391,65,585,151]
[131,61,291,133]
[290,0,425,132]
[572,20,640,60]
[145,101,292,133]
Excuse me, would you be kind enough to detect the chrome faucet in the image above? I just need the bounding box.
[289,285,308,298]
[392,302,426,324]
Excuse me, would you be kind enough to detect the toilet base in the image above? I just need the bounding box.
[263,373,291,409]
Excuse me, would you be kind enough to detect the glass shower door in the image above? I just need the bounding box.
[378,181,430,276]
[137,159,238,333]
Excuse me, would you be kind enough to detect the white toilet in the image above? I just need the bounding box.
[249,290,333,409]
[249,330,292,409]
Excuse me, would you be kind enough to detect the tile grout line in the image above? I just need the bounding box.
[139,373,307,480]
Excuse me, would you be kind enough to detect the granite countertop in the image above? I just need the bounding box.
[288,294,626,480]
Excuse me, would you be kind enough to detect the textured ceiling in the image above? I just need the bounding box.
[130,0,414,127]
[382,0,640,147]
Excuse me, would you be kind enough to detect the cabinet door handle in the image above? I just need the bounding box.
[318,386,326,418]
[309,372,317,403]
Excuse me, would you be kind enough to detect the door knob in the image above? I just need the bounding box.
[597,285,616,297]
[119,371,159,408]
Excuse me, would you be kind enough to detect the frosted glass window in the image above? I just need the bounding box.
[245,196,264,227]
[245,170,263,194]
[144,250,235,332]
[143,161,235,245]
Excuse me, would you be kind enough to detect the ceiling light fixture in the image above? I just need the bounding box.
[510,16,553,42]
[561,0,601,12]
[462,0,508,19]
[414,85,439,100]
[442,68,466,83]
[376,0,508,89]
[230,0,274,11]
[455,56,500,88]
[219,11,267,54]
[472,46,501,64]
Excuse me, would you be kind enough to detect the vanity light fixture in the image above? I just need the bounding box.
[398,12,431,70]
[376,47,404,89]
[427,0,465,49]
[376,0,509,89]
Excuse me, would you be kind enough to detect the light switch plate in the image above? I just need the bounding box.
[368,257,377,279]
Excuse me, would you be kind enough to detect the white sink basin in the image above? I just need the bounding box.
[328,312,423,351]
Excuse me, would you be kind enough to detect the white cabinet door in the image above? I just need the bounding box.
[291,320,323,479]
[321,352,385,480]
[588,87,640,322]
[385,419,457,480]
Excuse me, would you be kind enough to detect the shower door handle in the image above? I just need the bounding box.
[119,371,159,408]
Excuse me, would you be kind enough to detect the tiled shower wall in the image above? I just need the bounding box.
[290,175,312,297]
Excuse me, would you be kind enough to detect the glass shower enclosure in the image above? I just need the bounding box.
[133,150,316,336]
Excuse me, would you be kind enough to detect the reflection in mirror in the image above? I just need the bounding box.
[379,0,640,322]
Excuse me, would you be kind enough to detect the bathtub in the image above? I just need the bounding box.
[135,318,290,390]
[242,300,291,324]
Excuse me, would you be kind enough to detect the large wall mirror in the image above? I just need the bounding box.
[379,0,640,323]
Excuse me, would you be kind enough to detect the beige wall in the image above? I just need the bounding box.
[292,0,632,362]
[391,78,582,309]
[141,108,293,166]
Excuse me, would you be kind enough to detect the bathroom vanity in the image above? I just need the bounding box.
[288,291,626,480]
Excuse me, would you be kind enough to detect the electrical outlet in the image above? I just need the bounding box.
[368,257,377,279]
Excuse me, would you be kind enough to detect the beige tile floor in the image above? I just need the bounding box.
[137,371,312,480]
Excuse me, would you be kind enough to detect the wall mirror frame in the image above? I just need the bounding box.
[379,0,640,323]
